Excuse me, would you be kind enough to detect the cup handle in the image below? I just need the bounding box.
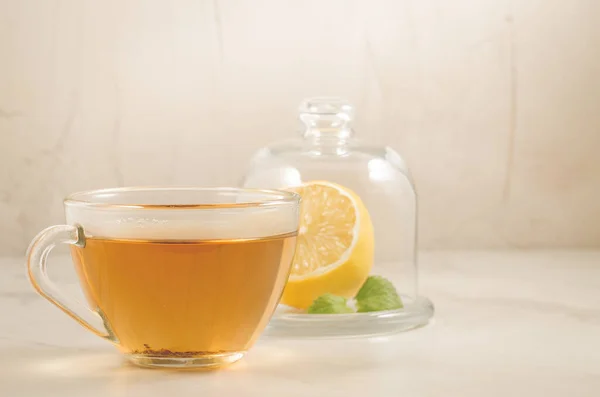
[26,224,113,340]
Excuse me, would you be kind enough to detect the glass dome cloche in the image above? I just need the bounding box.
[241,97,433,337]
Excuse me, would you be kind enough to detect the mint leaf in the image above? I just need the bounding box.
[307,293,354,314]
[355,276,403,312]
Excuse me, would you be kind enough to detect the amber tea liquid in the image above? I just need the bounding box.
[71,232,296,357]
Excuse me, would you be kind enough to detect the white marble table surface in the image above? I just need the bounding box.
[1,251,598,397]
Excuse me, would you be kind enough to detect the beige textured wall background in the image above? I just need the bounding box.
[1,0,599,254]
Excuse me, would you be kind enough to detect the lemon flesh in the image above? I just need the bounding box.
[281,181,374,309]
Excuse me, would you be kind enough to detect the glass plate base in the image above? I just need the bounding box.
[264,295,434,338]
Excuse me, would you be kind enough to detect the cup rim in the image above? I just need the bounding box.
[64,186,300,210]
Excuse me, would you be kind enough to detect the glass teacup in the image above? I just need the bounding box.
[26,187,299,369]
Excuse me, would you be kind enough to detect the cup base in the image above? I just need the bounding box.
[127,351,245,369]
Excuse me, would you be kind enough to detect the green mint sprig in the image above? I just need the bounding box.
[307,293,353,314]
[306,275,403,314]
[355,275,403,312]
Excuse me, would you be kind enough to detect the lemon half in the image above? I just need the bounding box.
[281,181,374,309]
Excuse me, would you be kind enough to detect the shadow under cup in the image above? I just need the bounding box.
[27,187,300,369]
